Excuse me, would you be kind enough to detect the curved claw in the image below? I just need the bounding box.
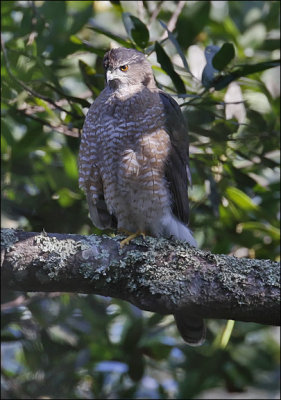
[119,230,146,248]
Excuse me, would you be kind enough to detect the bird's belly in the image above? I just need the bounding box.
[103,138,171,234]
[120,180,170,234]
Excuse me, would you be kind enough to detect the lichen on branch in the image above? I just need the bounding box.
[1,228,280,326]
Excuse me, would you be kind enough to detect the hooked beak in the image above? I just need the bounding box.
[106,70,119,82]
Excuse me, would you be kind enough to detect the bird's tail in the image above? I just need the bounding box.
[174,311,205,346]
[161,215,204,345]
[161,214,197,247]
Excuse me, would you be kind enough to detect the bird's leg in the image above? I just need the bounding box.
[118,227,133,236]
[119,230,146,248]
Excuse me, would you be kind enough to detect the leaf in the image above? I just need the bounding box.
[220,320,235,349]
[43,82,91,108]
[87,23,133,47]
[226,187,259,211]
[34,98,60,123]
[225,165,257,188]
[246,110,267,133]
[78,60,104,96]
[201,45,220,88]
[122,318,143,352]
[61,147,78,180]
[128,350,145,381]
[122,12,149,48]
[231,59,280,78]
[238,222,280,241]
[159,20,190,73]
[213,59,280,90]
[110,0,123,10]
[140,335,173,361]
[212,43,235,71]
[70,36,105,57]
[69,4,93,35]
[212,119,238,138]
[176,1,211,49]
[155,42,186,94]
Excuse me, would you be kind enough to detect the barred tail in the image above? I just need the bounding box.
[174,311,205,346]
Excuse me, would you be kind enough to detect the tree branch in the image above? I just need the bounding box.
[1,228,280,326]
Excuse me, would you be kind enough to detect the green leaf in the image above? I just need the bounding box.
[238,222,280,241]
[110,0,123,10]
[155,42,186,94]
[122,12,149,48]
[69,4,93,35]
[88,23,133,47]
[78,60,104,96]
[212,43,235,71]
[159,20,190,73]
[176,1,211,49]
[212,119,238,139]
[55,188,79,207]
[220,320,235,349]
[139,336,172,361]
[34,98,60,123]
[61,147,78,180]
[122,318,143,352]
[226,187,259,211]
[70,36,105,57]
[231,59,280,78]
[213,59,280,90]
[213,74,236,90]
[128,350,145,381]
[42,82,90,108]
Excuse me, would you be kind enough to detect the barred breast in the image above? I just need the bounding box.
[79,86,172,235]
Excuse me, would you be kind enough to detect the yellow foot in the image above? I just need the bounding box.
[119,230,146,248]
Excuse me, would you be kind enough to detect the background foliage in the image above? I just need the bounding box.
[1,1,280,399]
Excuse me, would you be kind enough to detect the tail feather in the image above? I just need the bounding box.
[161,214,197,247]
[161,213,204,345]
[174,311,205,346]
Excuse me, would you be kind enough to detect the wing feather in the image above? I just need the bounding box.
[79,98,116,230]
[159,91,191,224]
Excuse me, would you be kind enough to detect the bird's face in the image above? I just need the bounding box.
[103,47,155,90]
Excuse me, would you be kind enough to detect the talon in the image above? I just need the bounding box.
[119,230,146,248]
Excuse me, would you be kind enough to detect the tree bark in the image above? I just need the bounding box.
[1,228,280,326]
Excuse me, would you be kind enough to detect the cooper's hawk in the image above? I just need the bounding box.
[79,47,205,346]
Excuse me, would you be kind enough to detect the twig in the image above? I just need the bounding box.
[147,1,164,27]
[160,1,186,40]
[14,107,81,138]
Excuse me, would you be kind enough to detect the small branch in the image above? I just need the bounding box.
[160,1,186,40]
[14,107,81,138]
[1,229,280,326]
[137,1,146,22]
[148,1,164,28]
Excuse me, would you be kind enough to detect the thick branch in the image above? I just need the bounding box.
[1,228,280,326]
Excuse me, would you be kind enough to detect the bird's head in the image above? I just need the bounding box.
[103,47,155,90]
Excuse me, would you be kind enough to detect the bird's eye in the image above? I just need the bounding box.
[119,65,128,72]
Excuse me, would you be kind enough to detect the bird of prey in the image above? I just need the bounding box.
[79,47,205,346]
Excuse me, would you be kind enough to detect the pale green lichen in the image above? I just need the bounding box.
[73,234,102,255]
[97,248,110,261]
[111,236,187,305]
[34,233,80,280]
[1,228,19,252]
[78,235,112,281]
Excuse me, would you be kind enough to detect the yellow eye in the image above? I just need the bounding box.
[119,65,128,72]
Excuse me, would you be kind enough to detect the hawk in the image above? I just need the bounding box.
[79,47,205,346]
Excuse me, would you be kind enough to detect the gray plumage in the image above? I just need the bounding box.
[79,47,205,346]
